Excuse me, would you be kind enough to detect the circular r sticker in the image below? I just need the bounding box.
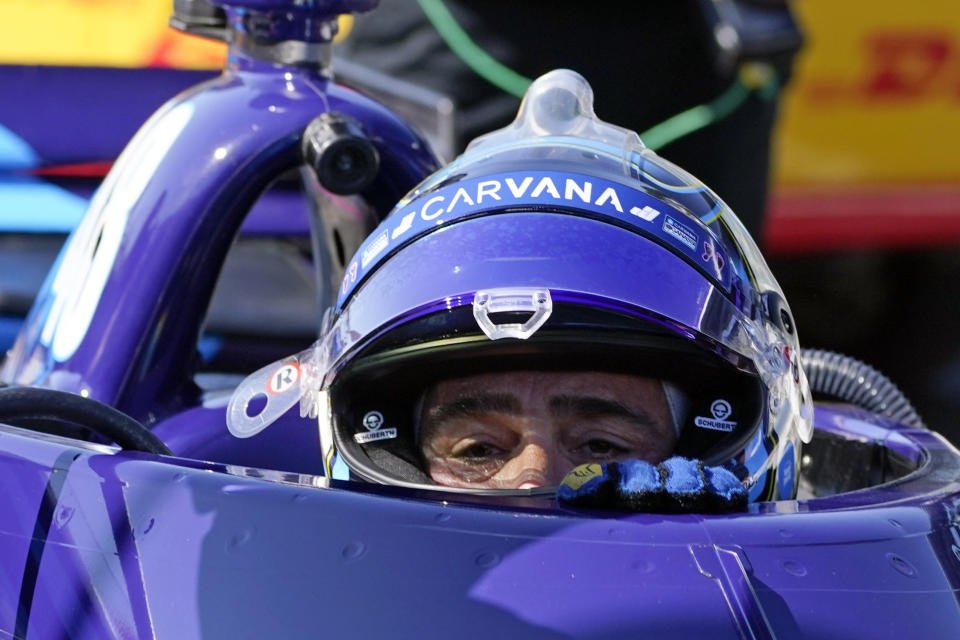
[267,363,300,394]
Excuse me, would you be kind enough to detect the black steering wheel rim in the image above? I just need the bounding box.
[0,386,172,455]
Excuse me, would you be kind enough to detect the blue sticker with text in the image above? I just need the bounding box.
[778,440,796,500]
[662,215,698,251]
[337,171,730,308]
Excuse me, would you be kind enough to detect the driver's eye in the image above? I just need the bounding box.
[453,442,503,460]
[580,439,628,457]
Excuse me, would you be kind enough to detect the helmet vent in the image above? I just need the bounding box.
[473,288,552,340]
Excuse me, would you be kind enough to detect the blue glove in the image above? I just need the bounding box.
[557,457,747,513]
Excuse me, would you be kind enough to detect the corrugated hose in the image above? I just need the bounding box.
[800,348,926,429]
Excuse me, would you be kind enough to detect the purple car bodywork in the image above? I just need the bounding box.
[1,1,959,637]
[2,406,960,639]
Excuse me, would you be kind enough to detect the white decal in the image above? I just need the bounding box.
[701,239,724,269]
[505,176,533,198]
[391,211,416,239]
[41,102,195,362]
[662,215,698,250]
[354,428,398,444]
[445,186,475,213]
[530,176,561,199]
[595,186,623,213]
[475,180,502,203]
[360,230,389,268]
[362,410,384,430]
[267,363,300,394]
[340,261,358,295]
[694,398,737,432]
[630,205,661,221]
[420,195,445,220]
[711,399,732,419]
[354,410,397,443]
[564,178,592,204]
[384,176,641,248]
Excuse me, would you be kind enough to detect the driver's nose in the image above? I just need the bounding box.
[501,440,565,489]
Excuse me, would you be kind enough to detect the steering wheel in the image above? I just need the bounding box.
[0,387,172,455]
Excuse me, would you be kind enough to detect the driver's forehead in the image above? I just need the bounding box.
[425,370,667,413]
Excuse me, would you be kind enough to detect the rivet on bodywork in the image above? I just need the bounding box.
[887,553,917,578]
[474,551,500,568]
[342,541,366,560]
[226,529,253,552]
[629,559,654,574]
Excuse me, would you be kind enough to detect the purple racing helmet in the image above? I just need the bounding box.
[228,69,813,502]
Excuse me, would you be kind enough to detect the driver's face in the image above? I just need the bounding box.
[419,371,674,489]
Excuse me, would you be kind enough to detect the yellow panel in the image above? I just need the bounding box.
[2,1,954,189]
[0,1,351,69]
[0,0,224,67]
[775,0,960,186]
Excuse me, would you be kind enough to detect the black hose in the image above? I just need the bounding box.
[0,387,172,455]
[800,348,926,429]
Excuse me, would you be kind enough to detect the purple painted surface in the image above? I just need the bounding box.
[327,214,717,366]
[1,406,960,638]
[153,401,324,475]
[3,51,438,422]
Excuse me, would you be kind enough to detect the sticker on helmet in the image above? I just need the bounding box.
[778,440,796,499]
[362,411,383,429]
[390,211,416,239]
[338,170,732,309]
[354,410,398,444]
[747,469,769,502]
[662,215,698,251]
[702,239,725,271]
[630,205,661,221]
[267,363,300,394]
[694,399,737,432]
[341,260,359,295]
[360,230,389,268]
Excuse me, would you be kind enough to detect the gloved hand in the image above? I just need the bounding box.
[557,456,747,513]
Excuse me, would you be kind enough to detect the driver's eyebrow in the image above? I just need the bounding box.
[549,395,659,429]
[424,393,522,425]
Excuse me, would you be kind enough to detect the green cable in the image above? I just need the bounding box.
[639,62,781,150]
[416,0,533,99]
[639,80,750,150]
[417,0,778,150]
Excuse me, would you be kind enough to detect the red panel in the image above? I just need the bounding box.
[765,185,960,253]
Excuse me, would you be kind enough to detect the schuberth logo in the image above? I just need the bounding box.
[694,399,737,433]
[354,410,397,444]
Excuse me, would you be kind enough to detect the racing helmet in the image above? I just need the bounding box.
[228,69,813,502]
